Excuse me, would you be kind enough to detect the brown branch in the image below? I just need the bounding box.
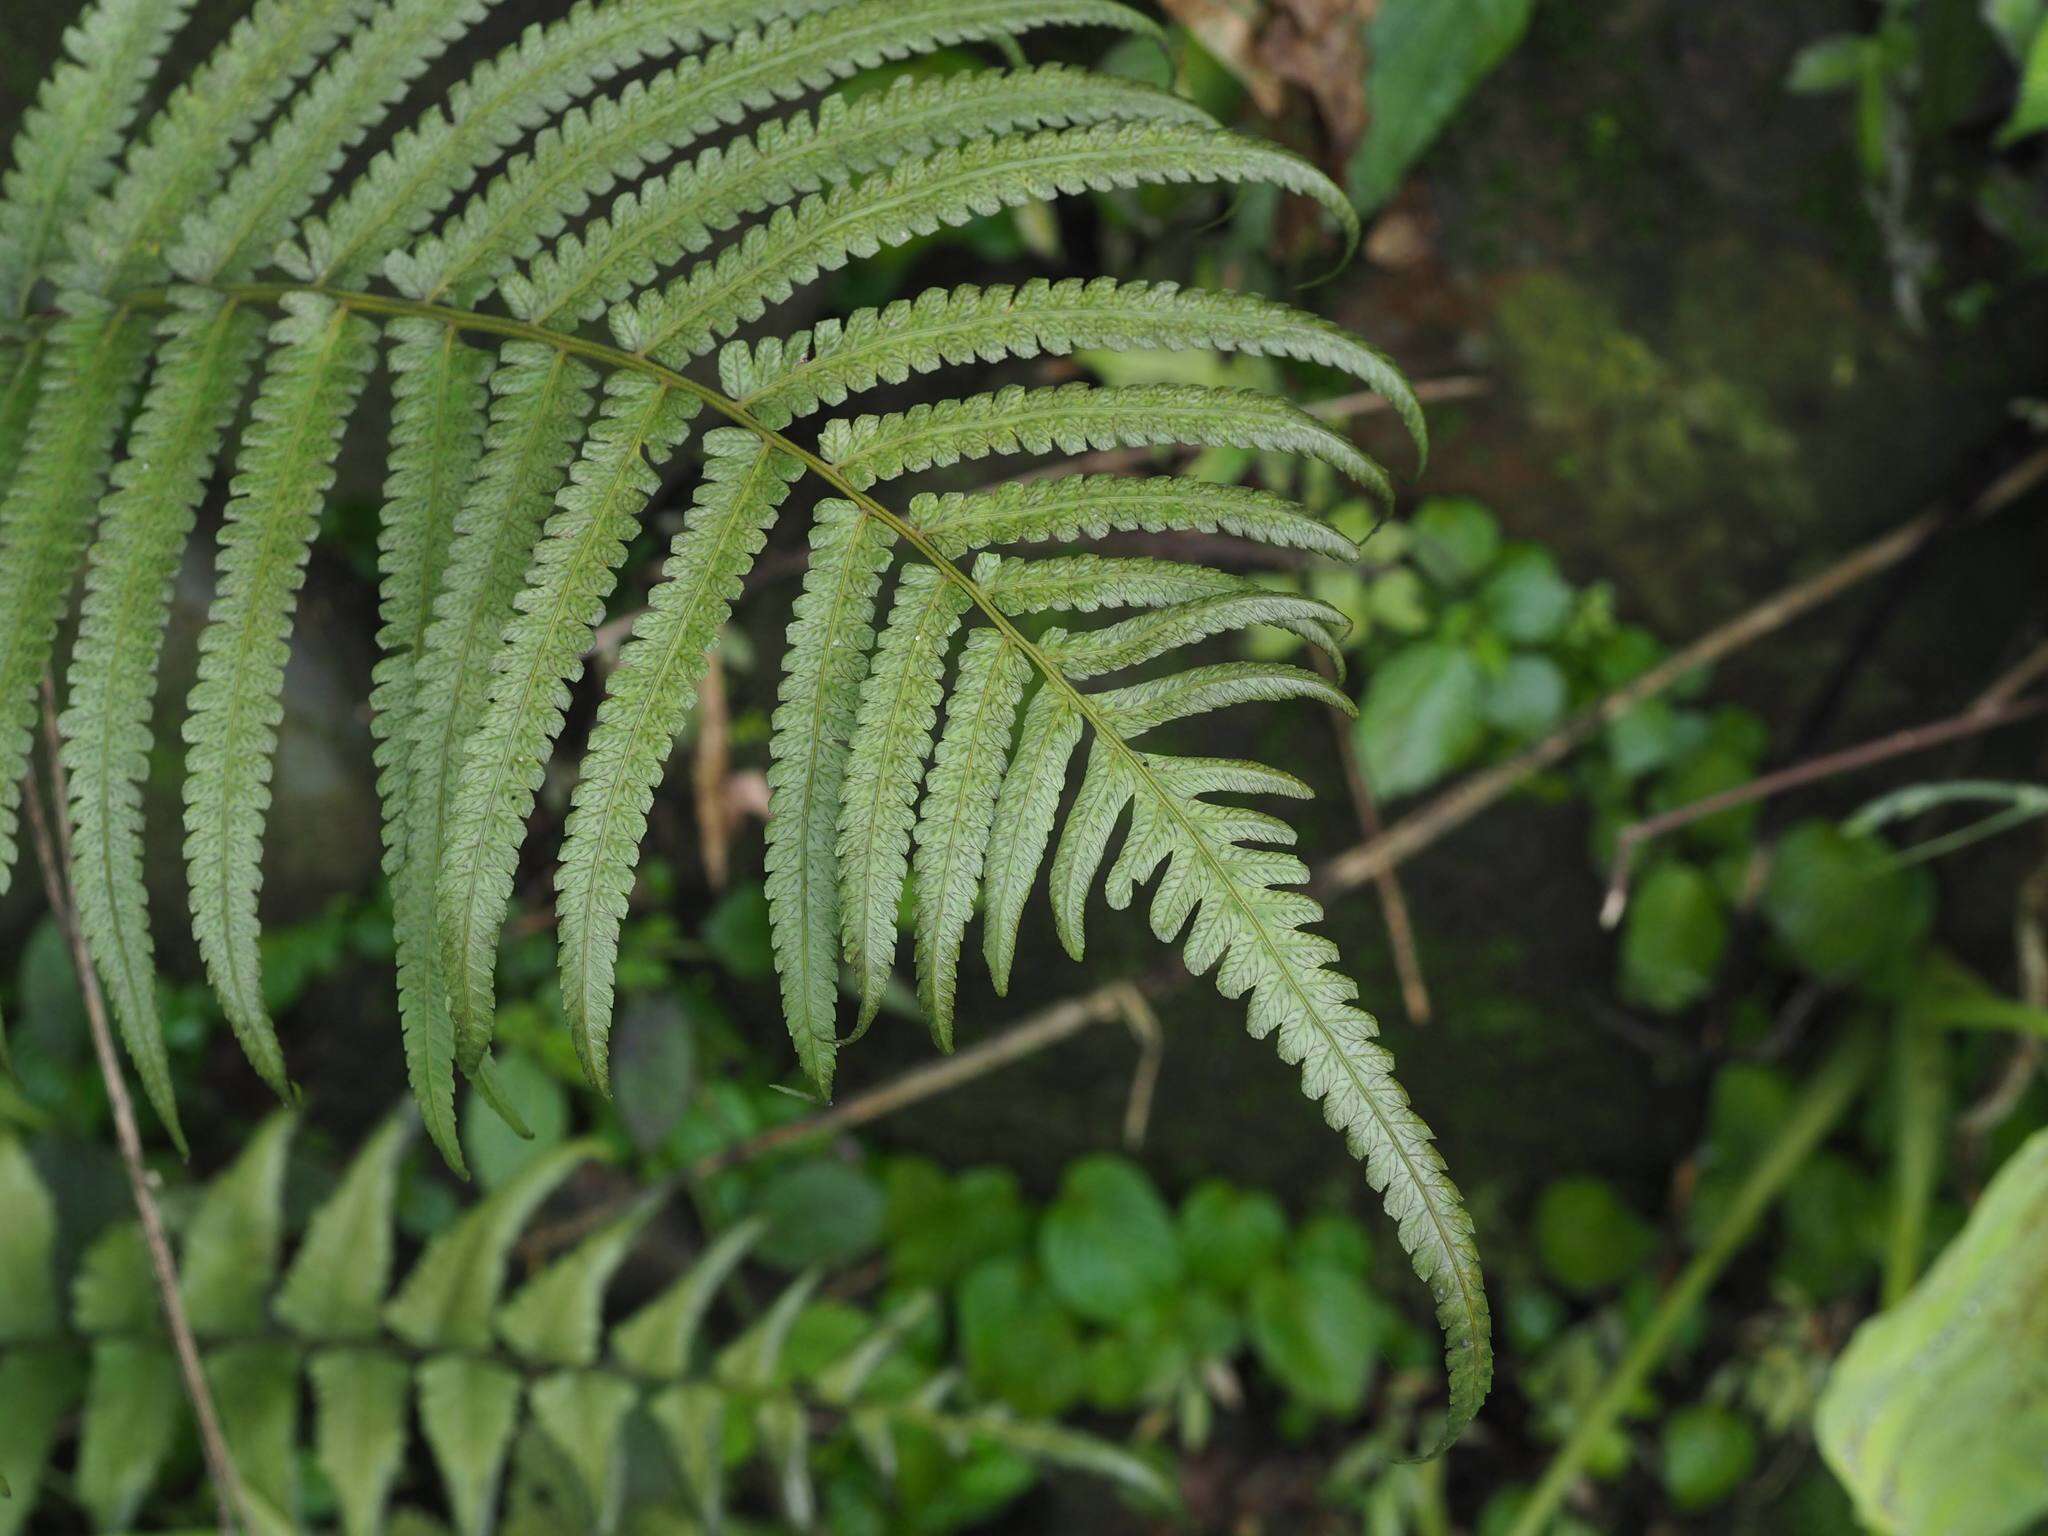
[692,983,1138,1176]
[1314,652,1431,1022]
[1599,696,2048,928]
[1320,445,2048,897]
[26,680,247,1536]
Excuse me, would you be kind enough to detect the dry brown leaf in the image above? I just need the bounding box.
[1159,0,1376,156]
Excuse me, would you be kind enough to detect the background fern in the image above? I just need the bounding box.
[0,0,1491,1441]
[0,1120,1164,1534]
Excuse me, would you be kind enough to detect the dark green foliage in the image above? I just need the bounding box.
[0,1122,1166,1534]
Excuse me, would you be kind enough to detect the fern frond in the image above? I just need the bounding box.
[436,371,697,1075]
[982,684,1083,993]
[1043,589,1352,680]
[0,302,154,910]
[371,320,492,872]
[1090,659,1355,736]
[616,121,1355,365]
[0,340,41,484]
[509,62,1207,329]
[826,382,1392,506]
[911,473,1362,563]
[555,428,801,1088]
[765,498,895,1092]
[72,0,374,289]
[402,0,1160,309]
[913,622,1030,1048]
[370,324,491,1166]
[292,0,856,285]
[1085,743,1492,1445]
[182,294,377,1098]
[59,292,265,1153]
[0,0,188,318]
[734,279,1424,461]
[837,564,968,1028]
[169,0,496,282]
[397,345,596,1172]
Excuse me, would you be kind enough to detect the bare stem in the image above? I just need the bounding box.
[1315,651,1431,1023]
[1504,1027,1879,1536]
[693,983,1138,1176]
[1321,446,2048,897]
[1600,695,2048,928]
[25,680,247,1536]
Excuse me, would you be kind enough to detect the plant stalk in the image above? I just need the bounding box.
[23,680,248,1536]
[1505,1026,1879,1536]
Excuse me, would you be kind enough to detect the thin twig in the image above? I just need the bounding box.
[1504,1028,1879,1536]
[1314,652,1431,1023]
[26,680,247,1536]
[1114,983,1165,1149]
[1321,445,2048,897]
[1599,696,2048,928]
[691,984,1135,1176]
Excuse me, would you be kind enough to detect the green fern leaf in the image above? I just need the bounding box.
[838,564,968,1028]
[0,1136,59,1341]
[417,1354,522,1536]
[396,344,596,1173]
[402,0,1156,309]
[275,1114,410,1340]
[292,0,854,284]
[182,295,376,1098]
[1043,589,1351,681]
[180,1112,295,1338]
[1058,739,1492,1444]
[648,1381,725,1524]
[60,292,263,1155]
[765,498,895,1092]
[0,303,154,916]
[913,623,1030,1048]
[510,60,1205,328]
[1092,660,1356,737]
[170,0,495,282]
[75,1339,179,1530]
[437,371,697,1074]
[384,1140,595,1350]
[371,320,491,874]
[556,430,799,1087]
[207,1339,300,1527]
[611,1216,765,1378]
[496,1192,660,1367]
[530,1369,639,1523]
[617,120,1350,365]
[982,683,1084,995]
[736,279,1422,461]
[0,0,188,317]
[308,1347,410,1536]
[825,381,1391,505]
[0,339,42,486]
[911,473,1361,563]
[0,1353,78,1536]
[73,0,373,288]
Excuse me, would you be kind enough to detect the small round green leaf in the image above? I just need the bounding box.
[1039,1156,1182,1323]
[1661,1404,1757,1511]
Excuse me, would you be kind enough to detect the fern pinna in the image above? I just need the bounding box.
[0,1123,1167,1534]
[0,0,1490,1442]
